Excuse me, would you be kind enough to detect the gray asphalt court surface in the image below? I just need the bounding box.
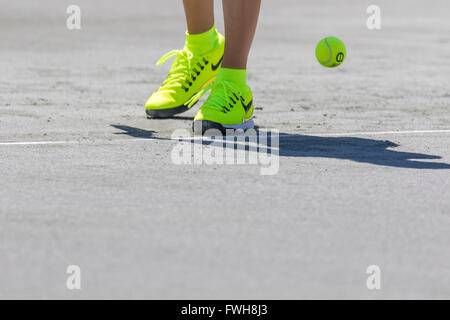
[1,0,449,299]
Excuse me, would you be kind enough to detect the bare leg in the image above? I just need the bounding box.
[183,0,215,34]
[222,0,261,69]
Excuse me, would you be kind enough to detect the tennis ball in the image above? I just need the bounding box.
[316,37,346,68]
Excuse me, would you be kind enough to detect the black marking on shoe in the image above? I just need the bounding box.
[211,55,224,71]
[240,99,253,113]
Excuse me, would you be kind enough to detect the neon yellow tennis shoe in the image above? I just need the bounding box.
[190,78,254,135]
[145,34,225,118]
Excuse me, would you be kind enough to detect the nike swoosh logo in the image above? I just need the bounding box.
[211,56,224,71]
[241,99,253,113]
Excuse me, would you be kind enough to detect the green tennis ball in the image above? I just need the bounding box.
[316,37,346,68]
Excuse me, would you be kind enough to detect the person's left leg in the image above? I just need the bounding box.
[191,0,262,135]
[222,0,261,69]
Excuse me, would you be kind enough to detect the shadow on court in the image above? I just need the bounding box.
[111,125,450,170]
[112,125,158,139]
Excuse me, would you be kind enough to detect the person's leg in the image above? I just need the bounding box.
[183,0,220,56]
[183,0,215,34]
[191,0,261,134]
[222,0,261,69]
[145,0,225,118]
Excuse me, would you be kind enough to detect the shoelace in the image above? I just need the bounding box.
[187,80,243,112]
[156,49,206,92]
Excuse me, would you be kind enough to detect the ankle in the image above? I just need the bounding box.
[216,68,247,87]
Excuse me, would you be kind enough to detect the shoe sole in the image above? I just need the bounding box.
[146,76,217,119]
[192,119,255,136]
[146,103,191,119]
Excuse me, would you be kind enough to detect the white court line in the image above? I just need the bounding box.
[0,141,79,146]
[0,129,449,146]
[286,129,450,137]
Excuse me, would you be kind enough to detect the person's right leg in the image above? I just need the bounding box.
[145,0,225,118]
[183,0,215,34]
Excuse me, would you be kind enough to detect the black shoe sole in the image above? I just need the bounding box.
[146,97,202,119]
[192,120,255,136]
[192,120,227,136]
[146,104,190,119]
